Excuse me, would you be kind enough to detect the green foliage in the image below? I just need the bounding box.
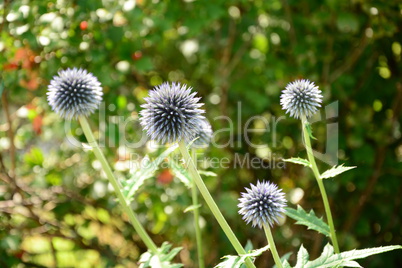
[123,144,178,200]
[285,206,330,237]
[167,155,192,188]
[320,164,356,179]
[214,245,269,268]
[283,157,312,168]
[287,244,402,268]
[1,0,402,266]
[139,242,183,268]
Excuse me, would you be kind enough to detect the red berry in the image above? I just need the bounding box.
[80,21,88,30]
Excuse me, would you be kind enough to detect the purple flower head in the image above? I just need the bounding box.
[280,79,322,119]
[238,181,287,228]
[140,82,205,144]
[47,68,103,119]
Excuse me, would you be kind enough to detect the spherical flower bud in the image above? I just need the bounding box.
[47,68,103,120]
[140,82,205,144]
[280,79,323,119]
[238,181,286,228]
[192,119,213,149]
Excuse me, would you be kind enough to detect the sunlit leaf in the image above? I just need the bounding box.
[139,242,183,268]
[285,206,330,237]
[214,245,268,268]
[183,204,202,213]
[125,144,178,199]
[283,157,311,168]
[292,243,402,268]
[320,164,356,179]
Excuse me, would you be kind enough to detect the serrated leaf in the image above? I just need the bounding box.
[214,245,269,268]
[295,245,309,268]
[168,158,192,188]
[320,164,356,179]
[243,245,269,257]
[285,206,330,237]
[295,243,402,268]
[125,144,178,199]
[341,261,361,267]
[139,242,183,268]
[163,246,183,261]
[215,255,242,268]
[282,260,292,268]
[183,204,202,213]
[283,157,312,168]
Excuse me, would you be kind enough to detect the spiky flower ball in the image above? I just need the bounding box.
[47,68,103,120]
[238,181,286,228]
[140,82,205,144]
[192,119,213,149]
[280,79,323,119]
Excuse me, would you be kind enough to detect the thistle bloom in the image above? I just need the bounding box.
[140,82,205,144]
[47,68,103,120]
[280,79,322,119]
[192,119,213,149]
[238,181,286,228]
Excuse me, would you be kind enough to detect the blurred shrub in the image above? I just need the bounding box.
[0,0,401,267]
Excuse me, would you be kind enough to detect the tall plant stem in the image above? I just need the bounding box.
[263,224,283,268]
[178,141,256,268]
[190,149,205,268]
[79,116,158,254]
[301,116,340,253]
[190,149,204,268]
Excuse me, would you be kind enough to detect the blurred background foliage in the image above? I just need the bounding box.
[0,0,401,267]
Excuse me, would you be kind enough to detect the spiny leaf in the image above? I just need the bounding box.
[320,164,356,179]
[293,243,402,268]
[295,245,309,268]
[168,158,192,188]
[139,242,183,268]
[125,144,178,199]
[214,245,269,268]
[283,157,312,168]
[281,260,292,268]
[285,206,330,237]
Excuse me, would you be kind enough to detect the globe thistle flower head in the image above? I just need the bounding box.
[192,119,213,149]
[47,68,103,120]
[238,181,286,228]
[140,82,205,144]
[280,79,323,119]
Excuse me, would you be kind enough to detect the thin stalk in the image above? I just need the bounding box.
[301,116,340,253]
[263,224,283,268]
[190,149,205,268]
[79,116,158,253]
[178,141,256,268]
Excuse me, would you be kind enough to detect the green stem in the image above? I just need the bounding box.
[178,141,256,268]
[190,149,204,268]
[301,117,340,253]
[78,116,158,254]
[263,224,283,268]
